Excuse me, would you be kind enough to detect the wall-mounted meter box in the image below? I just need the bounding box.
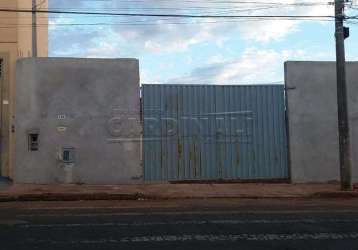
[27,129,39,151]
[61,147,75,164]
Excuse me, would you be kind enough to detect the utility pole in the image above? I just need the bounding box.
[32,0,37,57]
[335,0,352,191]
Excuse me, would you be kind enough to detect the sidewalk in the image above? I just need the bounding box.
[0,183,357,202]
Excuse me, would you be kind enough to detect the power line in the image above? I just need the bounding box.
[41,3,332,11]
[0,8,336,19]
[0,4,330,19]
[44,0,330,5]
[0,18,335,28]
[52,0,330,4]
[11,1,332,14]
[0,6,304,18]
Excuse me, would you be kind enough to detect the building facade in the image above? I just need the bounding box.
[285,61,358,183]
[15,58,141,184]
[0,0,48,178]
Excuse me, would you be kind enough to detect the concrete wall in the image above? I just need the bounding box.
[15,58,142,184]
[285,61,358,183]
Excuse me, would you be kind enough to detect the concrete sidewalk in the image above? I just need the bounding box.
[0,183,357,202]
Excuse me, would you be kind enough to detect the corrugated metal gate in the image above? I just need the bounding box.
[142,84,288,182]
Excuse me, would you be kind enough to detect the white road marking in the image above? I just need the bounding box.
[17,209,358,218]
[25,232,358,244]
[18,219,358,228]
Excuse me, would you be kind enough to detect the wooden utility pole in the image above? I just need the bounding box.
[32,0,37,57]
[335,0,352,191]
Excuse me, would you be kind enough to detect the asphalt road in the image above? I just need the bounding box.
[1,199,358,250]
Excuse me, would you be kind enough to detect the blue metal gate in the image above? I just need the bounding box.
[142,84,288,182]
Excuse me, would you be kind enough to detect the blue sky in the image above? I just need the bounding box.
[47,0,358,84]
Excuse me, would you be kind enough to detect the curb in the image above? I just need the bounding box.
[0,191,357,202]
[0,193,147,202]
[310,191,358,199]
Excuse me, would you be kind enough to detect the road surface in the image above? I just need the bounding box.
[0,199,358,250]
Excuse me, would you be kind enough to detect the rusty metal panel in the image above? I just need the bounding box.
[143,84,288,182]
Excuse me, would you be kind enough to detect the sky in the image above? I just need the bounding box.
[47,0,358,85]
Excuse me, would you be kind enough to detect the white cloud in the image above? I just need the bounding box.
[112,20,231,54]
[85,41,121,58]
[167,48,315,84]
[237,0,333,42]
[48,0,338,84]
[48,15,75,31]
[239,20,299,42]
[49,0,334,54]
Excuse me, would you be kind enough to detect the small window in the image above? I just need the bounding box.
[28,133,39,151]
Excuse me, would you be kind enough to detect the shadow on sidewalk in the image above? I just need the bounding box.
[0,177,12,190]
